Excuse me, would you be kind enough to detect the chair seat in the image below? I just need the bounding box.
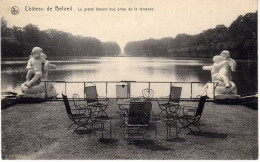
[72,113,90,119]
[179,115,194,119]
[125,123,148,127]
[88,102,107,107]
[159,102,179,107]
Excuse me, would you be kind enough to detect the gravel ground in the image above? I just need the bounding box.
[1,100,258,159]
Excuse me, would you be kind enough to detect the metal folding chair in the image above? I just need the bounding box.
[72,93,86,113]
[62,93,92,135]
[142,88,154,100]
[141,88,160,137]
[157,86,182,117]
[84,83,109,118]
[178,95,207,134]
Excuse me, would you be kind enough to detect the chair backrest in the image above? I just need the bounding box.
[84,85,98,103]
[169,86,182,103]
[128,101,151,124]
[116,83,129,99]
[62,93,72,116]
[72,93,80,108]
[142,88,154,99]
[195,95,207,117]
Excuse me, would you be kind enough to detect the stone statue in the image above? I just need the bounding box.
[18,47,58,99]
[201,50,240,99]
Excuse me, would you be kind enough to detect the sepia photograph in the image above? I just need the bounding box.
[0,0,258,160]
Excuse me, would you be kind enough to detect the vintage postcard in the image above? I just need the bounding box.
[0,0,258,160]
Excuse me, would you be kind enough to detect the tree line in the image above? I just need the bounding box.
[124,12,257,60]
[1,18,121,58]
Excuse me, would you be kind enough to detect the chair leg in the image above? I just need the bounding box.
[193,122,201,133]
[159,106,167,116]
[178,119,194,134]
[166,123,169,139]
[83,126,91,138]
[175,120,178,138]
[101,106,108,117]
[186,123,195,134]
[101,123,104,139]
[68,123,75,130]
[159,110,164,115]
[72,125,81,134]
[169,124,172,138]
[109,121,112,139]
[92,106,100,116]
[90,123,97,135]
[119,113,125,127]
[155,120,157,138]
[82,125,91,137]
[101,109,108,117]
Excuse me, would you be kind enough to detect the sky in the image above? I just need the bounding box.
[0,0,258,49]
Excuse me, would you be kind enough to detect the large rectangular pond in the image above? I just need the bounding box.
[1,57,257,98]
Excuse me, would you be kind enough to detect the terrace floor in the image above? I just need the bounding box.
[1,100,258,159]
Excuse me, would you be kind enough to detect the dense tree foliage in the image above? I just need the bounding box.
[1,18,121,58]
[124,12,257,59]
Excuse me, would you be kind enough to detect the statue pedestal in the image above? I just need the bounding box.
[20,81,58,100]
[201,81,240,99]
[214,81,238,96]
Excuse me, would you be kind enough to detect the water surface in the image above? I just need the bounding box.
[1,57,257,98]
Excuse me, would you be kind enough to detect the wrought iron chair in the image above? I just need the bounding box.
[142,88,154,100]
[62,93,92,134]
[157,86,182,117]
[84,83,110,118]
[177,95,207,134]
[72,93,86,113]
[141,88,160,137]
[181,93,206,115]
[124,101,152,141]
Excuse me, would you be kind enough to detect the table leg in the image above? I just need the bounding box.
[175,119,178,138]
[110,121,112,139]
[101,123,104,139]
[155,119,157,138]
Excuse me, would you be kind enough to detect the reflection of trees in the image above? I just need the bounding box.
[1,72,26,91]
[172,65,206,82]
[1,18,121,58]
[124,12,257,60]
[144,66,156,75]
[232,61,257,94]
[47,68,100,81]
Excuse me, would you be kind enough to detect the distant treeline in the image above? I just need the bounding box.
[124,12,257,60]
[1,18,121,58]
